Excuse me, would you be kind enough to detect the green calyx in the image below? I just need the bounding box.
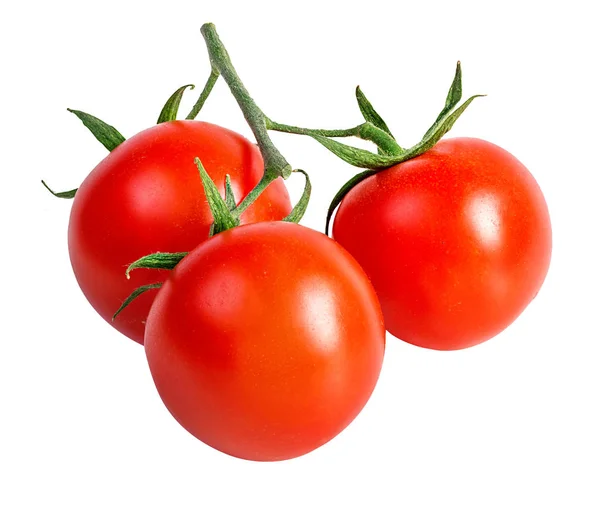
[197,159,311,234]
[267,61,484,234]
[269,61,480,169]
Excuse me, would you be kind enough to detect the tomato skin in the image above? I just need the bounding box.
[68,121,291,344]
[145,222,385,461]
[333,137,552,350]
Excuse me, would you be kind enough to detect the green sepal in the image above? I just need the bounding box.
[41,180,77,199]
[224,174,236,210]
[356,86,394,139]
[310,134,389,168]
[67,109,126,151]
[112,283,163,321]
[157,84,195,124]
[283,169,311,224]
[126,252,188,279]
[325,170,374,235]
[411,94,484,153]
[195,157,239,235]
[356,123,403,155]
[423,61,463,139]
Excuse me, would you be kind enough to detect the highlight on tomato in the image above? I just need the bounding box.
[43,86,291,344]
[332,137,551,350]
[145,221,384,461]
[268,62,552,350]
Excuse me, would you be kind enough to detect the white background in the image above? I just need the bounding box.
[1,1,599,507]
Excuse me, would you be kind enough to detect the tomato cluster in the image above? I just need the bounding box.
[45,23,551,461]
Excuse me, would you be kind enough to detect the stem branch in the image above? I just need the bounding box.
[186,69,219,120]
[231,172,278,220]
[266,119,360,138]
[266,119,403,156]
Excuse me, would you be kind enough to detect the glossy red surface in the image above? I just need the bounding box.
[145,222,385,461]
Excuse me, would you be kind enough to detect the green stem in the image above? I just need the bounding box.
[266,119,403,156]
[266,119,359,138]
[186,70,219,120]
[230,171,278,220]
[201,23,291,180]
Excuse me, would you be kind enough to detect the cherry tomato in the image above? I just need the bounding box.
[68,120,291,344]
[145,222,385,461]
[332,137,552,350]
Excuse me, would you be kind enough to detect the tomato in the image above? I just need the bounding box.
[144,222,385,461]
[332,137,552,350]
[68,120,291,344]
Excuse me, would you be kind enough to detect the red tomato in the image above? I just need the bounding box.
[68,121,291,344]
[145,222,385,461]
[333,137,552,350]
